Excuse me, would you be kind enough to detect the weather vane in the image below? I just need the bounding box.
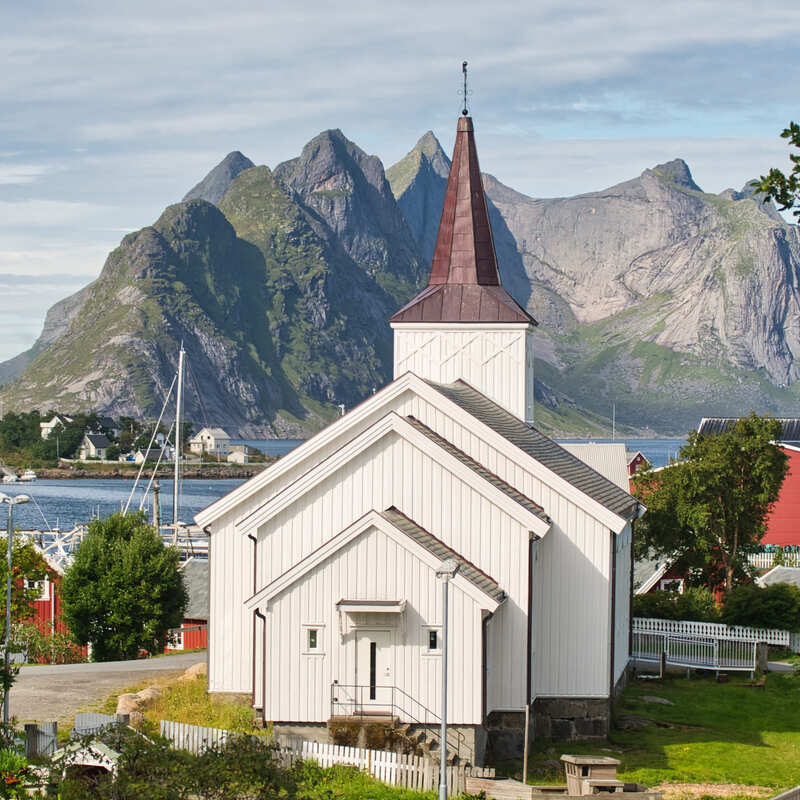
[462,61,469,116]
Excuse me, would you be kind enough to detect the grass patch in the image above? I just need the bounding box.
[141,675,258,732]
[523,673,800,794]
[296,763,436,799]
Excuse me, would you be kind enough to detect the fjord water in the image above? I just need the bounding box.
[4,478,246,531]
[3,438,683,530]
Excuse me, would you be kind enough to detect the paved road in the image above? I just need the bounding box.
[11,652,206,725]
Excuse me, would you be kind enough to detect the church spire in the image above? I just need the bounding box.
[390,115,535,324]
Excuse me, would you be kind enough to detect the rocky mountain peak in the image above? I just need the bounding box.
[651,158,702,192]
[273,129,423,301]
[183,151,255,205]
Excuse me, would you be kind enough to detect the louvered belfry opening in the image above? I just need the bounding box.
[390,116,533,325]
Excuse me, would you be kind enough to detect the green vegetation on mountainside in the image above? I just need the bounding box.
[219,165,396,409]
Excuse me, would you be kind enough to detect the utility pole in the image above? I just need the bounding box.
[436,558,460,800]
[1,492,29,725]
[153,480,160,531]
[173,345,184,526]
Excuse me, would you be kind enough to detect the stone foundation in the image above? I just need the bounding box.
[533,697,610,740]
[271,721,486,766]
[485,697,611,757]
[485,711,526,762]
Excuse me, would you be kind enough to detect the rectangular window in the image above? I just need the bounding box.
[302,625,324,655]
[423,626,441,655]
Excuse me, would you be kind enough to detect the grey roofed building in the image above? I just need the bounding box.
[180,558,209,620]
[698,417,800,445]
[85,433,111,449]
[758,565,800,588]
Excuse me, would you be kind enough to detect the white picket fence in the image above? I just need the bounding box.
[633,617,790,646]
[748,552,800,570]
[159,720,494,794]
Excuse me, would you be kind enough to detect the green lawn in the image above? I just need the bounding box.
[526,672,800,795]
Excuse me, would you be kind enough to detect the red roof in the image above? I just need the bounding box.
[390,116,535,325]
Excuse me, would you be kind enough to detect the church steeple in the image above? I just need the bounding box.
[391,113,537,424]
[390,116,535,324]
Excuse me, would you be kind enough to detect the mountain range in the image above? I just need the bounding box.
[2,126,799,437]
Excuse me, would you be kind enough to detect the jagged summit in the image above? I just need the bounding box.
[274,128,424,303]
[386,131,450,199]
[183,151,255,205]
[651,158,702,192]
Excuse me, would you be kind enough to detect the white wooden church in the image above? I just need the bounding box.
[196,114,643,762]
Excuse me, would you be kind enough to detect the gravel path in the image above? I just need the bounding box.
[10,652,206,725]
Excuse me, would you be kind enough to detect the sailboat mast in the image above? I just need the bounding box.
[173,345,184,525]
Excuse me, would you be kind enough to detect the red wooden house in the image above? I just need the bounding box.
[698,419,800,548]
[166,558,208,651]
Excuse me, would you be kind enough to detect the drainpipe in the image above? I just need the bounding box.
[609,529,617,702]
[248,533,258,706]
[254,608,266,716]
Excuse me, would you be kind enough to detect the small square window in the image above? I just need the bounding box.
[428,630,438,651]
[308,629,318,650]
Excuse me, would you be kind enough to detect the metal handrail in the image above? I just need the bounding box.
[329,682,472,764]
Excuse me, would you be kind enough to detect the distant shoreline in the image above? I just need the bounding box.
[23,464,270,481]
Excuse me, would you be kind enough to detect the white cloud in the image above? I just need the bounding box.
[0,200,111,228]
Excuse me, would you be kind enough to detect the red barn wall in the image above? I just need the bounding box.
[763,447,800,547]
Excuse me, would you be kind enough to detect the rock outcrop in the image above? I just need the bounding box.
[183,151,255,205]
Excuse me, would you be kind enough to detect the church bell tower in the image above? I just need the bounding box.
[390,114,537,423]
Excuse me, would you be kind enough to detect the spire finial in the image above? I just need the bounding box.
[462,61,469,116]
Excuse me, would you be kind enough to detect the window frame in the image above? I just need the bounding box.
[302,624,325,655]
[422,625,442,656]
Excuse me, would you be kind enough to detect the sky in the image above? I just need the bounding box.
[1,0,799,362]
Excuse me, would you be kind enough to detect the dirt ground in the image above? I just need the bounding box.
[10,652,205,726]
[656,784,773,799]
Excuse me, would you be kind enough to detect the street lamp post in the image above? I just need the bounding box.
[1,492,30,725]
[435,558,460,800]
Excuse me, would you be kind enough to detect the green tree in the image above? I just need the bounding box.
[755,121,800,219]
[634,413,789,595]
[61,512,187,661]
[722,583,800,632]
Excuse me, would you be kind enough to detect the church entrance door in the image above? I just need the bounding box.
[355,629,394,713]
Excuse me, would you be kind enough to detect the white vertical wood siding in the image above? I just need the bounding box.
[613,523,632,686]
[205,389,420,697]
[396,393,619,699]
[255,431,531,713]
[207,507,256,694]
[392,325,532,423]
[262,526,484,724]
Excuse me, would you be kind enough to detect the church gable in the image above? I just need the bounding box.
[245,416,547,602]
[257,513,490,726]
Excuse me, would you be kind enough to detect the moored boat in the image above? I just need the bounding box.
[20,469,37,481]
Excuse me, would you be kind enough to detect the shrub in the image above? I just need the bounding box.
[633,587,720,622]
[721,583,800,631]
[0,749,33,799]
[11,624,85,665]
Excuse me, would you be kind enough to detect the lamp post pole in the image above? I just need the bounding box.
[1,492,30,725]
[436,558,460,800]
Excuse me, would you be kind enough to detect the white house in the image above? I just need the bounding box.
[189,427,231,457]
[196,114,643,763]
[78,433,111,460]
[40,414,72,439]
